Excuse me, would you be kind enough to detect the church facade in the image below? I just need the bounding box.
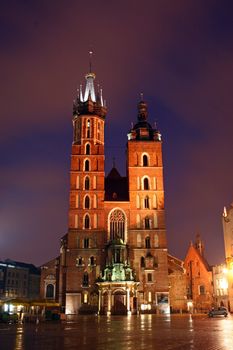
[45,67,170,315]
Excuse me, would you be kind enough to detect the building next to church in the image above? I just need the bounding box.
[184,234,213,313]
[222,203,233,312]
[41,64,170,315]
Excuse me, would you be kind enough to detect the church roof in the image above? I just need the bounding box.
[105,167,129,201]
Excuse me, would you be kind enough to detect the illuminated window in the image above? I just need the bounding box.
[84,196,90,209]
[109,209,126,241]
[85,143,90,155]
[148,291,152,302]
[85,176,90,190]
[84,160,90,171]
[145,236,151,248]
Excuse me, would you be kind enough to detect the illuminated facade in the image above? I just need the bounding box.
[222,204,233,312]
[53,66,169,315]
[184,235,213,312]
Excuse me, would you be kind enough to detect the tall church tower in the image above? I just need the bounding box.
[127,99,169,312]
[59,64,107,314]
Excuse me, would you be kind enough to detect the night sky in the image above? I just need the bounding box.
[1,0,233,266]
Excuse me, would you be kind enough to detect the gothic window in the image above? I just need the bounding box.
[154,256,158,267]
[141,257,145,268]
[145,236,151,248]
[85,176,90,190]
[46,284,54,298]
[84,215,90,229]
[143,154,149,166]
[84,196,90,209]
[84,159,90,171]
[109,209,126,241]
[143,177,149,190]
[93,194,97,208]
[144,196,149,209]
[83,273,89,287]
[85,143,90,155]
[145,217,150,229]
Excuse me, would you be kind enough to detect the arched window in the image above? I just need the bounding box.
[85,143,90,155]
[145,217,150,229]
[154,234,159,248]
[144,196,149,209]
[46,284,54,298]
[90,256,95,266]
[84,160,90,171]
[76,257,83,266]
[84,215,90,229]
[85,176,90,190]
[143,177,149,190]
[141,257,145,268]
[109,209,126,241]
[145,236,151,248]
[84,196,90,209]
[143,154,149,166]
[93,194,97,208]
[83,273,89,287]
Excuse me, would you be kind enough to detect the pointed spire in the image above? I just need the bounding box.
[89,50,93,73]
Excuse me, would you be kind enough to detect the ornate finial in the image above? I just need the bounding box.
[140,92,144,101]
[89,50,93,73]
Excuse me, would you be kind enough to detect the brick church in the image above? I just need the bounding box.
[41,64,170,315]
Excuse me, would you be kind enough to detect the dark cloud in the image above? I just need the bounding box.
[1,0,233,265]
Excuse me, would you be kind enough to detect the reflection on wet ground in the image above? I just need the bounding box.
[0,314,233,350]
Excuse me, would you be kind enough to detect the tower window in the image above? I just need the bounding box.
[145,236,151,248]
[144,196,149,209]
[141,257,145,268]
[84,160,90,171]
[143,178,149,190]
[83,273,89,287]
[85,143,90,155]
[84,215,90,229]
[85,176,90,190]
[145,217,150,229]
[143,154,149,166]
[84,196,90,209]
[84,238,89,248]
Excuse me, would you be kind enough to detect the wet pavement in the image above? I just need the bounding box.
[1,314,233,350]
